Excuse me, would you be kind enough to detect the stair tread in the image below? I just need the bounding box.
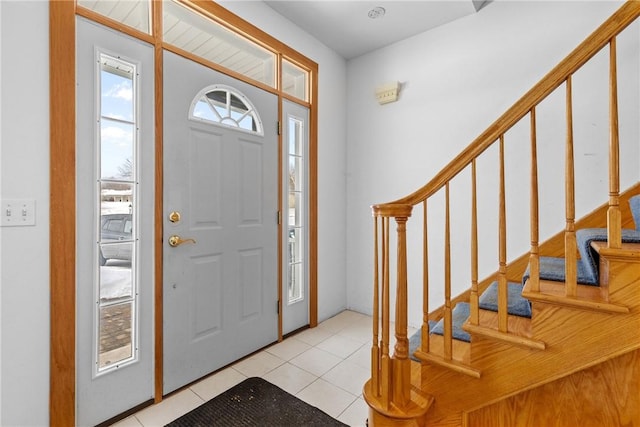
[591,240,640,257]
[429,302,471,342]
[470,308,534,338]
[478,281,532,318]
[524,256,599,286]
[410,331,478,377]
[413,333,471,365]
[409,306,471,363]
[576,228,640,282]
[411,283,533,356]
[522,278,629,314]
[523,228,640,287]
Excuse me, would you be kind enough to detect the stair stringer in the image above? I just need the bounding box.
[416,273,639,426]
[465,348,640,426]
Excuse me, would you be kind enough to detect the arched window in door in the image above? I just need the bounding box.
[189,85,263,135]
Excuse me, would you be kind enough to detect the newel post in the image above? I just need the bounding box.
[392,210,412,407]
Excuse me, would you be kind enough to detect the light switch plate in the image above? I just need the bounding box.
[1,199,36,226]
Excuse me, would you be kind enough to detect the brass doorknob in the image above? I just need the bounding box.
[168,235,196,247]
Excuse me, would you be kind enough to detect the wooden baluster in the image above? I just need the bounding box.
[371,215,380,397]
[380,217,390,409]
[470,160,479,325]
[421,201,430,353]
[393,213,411,407]
[608,37,622,249]
[498,136,508,332]
[444,184,453,360]
[565,76,578,297]
[530,108,540,292]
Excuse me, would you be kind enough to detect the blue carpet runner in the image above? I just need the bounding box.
[408,281,530,360]
[409,303,471,361]
[479,281,532,318]
[429,302,471,342]
[408,194,640,362]
[522,228,640,286]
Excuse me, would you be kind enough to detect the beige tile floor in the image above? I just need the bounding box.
[112,310,390,427]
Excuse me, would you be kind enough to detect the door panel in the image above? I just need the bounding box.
[76,18,155,426]
[191,129,223,225]
[163,51,278,394]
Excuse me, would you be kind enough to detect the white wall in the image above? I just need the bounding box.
[345,1,640,326]
[219,1,349,322]
[0,1,50,425]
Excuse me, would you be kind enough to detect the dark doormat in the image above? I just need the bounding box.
[165,377,350,427]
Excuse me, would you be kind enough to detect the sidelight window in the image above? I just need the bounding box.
[287,116,305,304]
[96,53,139,373]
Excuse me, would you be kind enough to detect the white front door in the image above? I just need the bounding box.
[76,18,155,426]
[163,51,279,394]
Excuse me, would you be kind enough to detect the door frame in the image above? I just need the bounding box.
[50,2,318,424]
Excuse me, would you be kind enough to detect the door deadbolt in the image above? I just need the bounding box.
[168,211,181,223]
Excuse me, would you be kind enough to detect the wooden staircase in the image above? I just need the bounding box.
[363,2,640,426]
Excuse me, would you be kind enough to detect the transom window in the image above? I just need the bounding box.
[190,85,263,135]
[78,0,151,34]
[75,1,311,102]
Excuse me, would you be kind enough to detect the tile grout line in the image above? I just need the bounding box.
[122,310,372,427]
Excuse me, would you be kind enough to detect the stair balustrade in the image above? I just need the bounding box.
[364,2,640,425]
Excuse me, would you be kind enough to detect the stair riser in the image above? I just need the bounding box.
[530,302,640,354]
[597,247,640,297]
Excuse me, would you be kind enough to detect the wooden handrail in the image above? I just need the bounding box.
[377,0,640,209]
